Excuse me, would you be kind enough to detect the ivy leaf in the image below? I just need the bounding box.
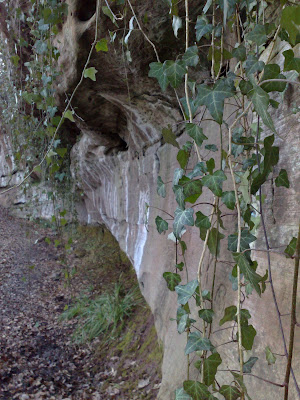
[178,314,189,334]
[96,38,108,52]
[281,6,300,45]
[174,185,185,209]
[195,211,211,240]
[219,305,237,325]
[228,229,256,252]
[261,64,287,92]
[232,45,246,61]
[183,180,203,203]
[155,216,168,234]
[241,324,256,350]
[195,16,213,41]
[163,272,181,291]
[222,191,235,210]
[186,123,208,147]
[208,228,225,256]
[196,80,234,124]
[219,385,241,400]
[173,207,194,238]
[283,50,300,73]
[177,149,190,169]
[183,46,199,67]
[246,24,267,46]
[173,168,184,186]
[175,279,199,305]
[243,55,265,77]
[205,144,218,152]
[149,62,169,91]
[64,110,75,122]
[185,331,213,354]
[203,353,222,386]
[233,253,262,296]
[202,170,227,197]
[275,169,289,188]
[84,67,98,81]
[249,86,276,133]
[175,387,192,400]
[164,60,186,88]
[183,381,211,400]
[157,176,166,198]
[206,158,215,175]
[162,125,180,148]
[243,357,258,373]
[198,309,214,324]
[284,237,297,258]
[187,162,207,179]
[265,346,277,365]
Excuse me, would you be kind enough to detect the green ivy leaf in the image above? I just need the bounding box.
[96,38,108,52]
[173,168,184,186]
[243,55,265,77]
[261,64,287,92]
[205,144,218,152]
[157,176,166,198]
[221,191,235,210]
[149,62,169,91]
[249,86,276,133]
[219,385,241,400]
[183,180,203,203]
[219,305,237,325]
[246,24,267,46]
[208,228,225,256]
[164,60,186,88]
[174,185,185,209]
[228,229,256,252]
[173,207,194,238]
[177,149,190,169]
[206,158,215,175]
[196,80,234,124]
[283,50,300,73]
[198,309,214,324]
[175,279,199,305]
[232,45,246,61]
[177,314,189,334]
[275,169,289,188]
[183,381,211,400]
[243,356,258,373]
[162,125,180,148]
[183,46,199,67]
[241,324,256,350]
[64,110,75,122]
[186,123,208,147]
[195,16,213,41]
[187,162,208,179]
[202,170,227,197]
[284,237,297,258]
[265,346,277,365]
[155,216,168,234]
[185,331,214,354]
[203,353,222,386]
[84,67,98,81]
[175,387,192,400]
[195,211,211,241]
[281,6,300,45]
[163,272,181,291]
[233,253,262,296]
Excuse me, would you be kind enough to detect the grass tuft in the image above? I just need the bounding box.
[61,281,142,343]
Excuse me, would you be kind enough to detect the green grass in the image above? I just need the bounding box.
[61,281,142,343]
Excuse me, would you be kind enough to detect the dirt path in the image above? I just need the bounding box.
[0,206,97,399]
[0,207,162,400]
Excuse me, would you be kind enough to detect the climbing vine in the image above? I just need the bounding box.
[0,0,299,399]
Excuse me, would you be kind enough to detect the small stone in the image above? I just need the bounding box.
[138,378,150,389]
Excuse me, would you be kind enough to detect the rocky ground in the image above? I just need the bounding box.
[0,206,161,400]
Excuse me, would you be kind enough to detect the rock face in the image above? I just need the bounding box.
[0,1,299,399]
